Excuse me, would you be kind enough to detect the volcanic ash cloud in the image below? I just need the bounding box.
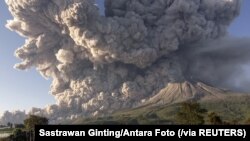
[1,0,245,123]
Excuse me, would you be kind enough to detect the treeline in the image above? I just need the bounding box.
[73,101,250,125]
[0,115,48,141]
[176,102,250,125]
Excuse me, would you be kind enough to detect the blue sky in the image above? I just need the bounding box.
[0,0,249,115]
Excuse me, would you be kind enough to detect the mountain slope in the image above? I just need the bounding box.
[143,81,230,106]
[71,82,250,125]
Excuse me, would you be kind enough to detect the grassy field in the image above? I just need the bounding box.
[0,128,13,139]
[0,128,13,132]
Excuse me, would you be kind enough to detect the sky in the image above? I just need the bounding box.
[0,0,249,115]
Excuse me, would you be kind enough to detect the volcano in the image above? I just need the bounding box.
[142,81,232,106]
[2,0,250,125]
[72,82,250,125]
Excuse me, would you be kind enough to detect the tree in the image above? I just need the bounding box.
[176,102,207,125]
[14,124,25,128]
[24,115,48,131]
[7,122,12,128]
[11,128,26,141]
[207,112,222,125]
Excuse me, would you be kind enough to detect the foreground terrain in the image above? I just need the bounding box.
[72,82,250,125]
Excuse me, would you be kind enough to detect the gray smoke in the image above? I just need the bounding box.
[0,110,27,125]
[182,37,250,92]
[1,0,249,123]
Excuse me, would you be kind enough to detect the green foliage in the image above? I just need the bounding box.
[14,124,25,129]
[0,128,13,133]
[24,115,48,131]
[12,128,22,136]
[72,95,250,125]
[0,115,47,141]
[11,128,26,141]
[0,129,27,141]
[176,102,207,125]
[202,95,250,122]
[207,112,222,125]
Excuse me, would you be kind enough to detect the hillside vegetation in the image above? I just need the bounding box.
[70,82,250,124]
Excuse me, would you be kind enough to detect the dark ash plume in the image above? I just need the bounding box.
[1,0,248,123]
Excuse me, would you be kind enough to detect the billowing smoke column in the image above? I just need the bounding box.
[1,0,248,123]
[0,110,27,125]
[182,37,250,92]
